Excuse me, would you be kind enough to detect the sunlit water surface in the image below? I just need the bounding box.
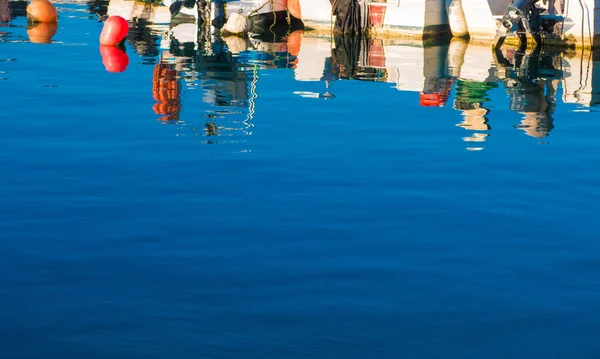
[2,1,600,358]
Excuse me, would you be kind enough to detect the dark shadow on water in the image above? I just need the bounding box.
[331,35,363,80]
[331,36,388,82]
[494,44,561,138]
[128,17,160,59]
[449,42,567,147]
[86,0,109,20]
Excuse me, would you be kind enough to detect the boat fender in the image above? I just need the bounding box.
[222,12,250,35]
[445,0,469,37]
[26,0,57,23]
[99,15,129,46]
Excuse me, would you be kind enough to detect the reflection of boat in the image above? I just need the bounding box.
[493,43,562,138]
[293,36,452,106]
[291,34,598,144]
[146,0,305,142]
[99,0,598,144]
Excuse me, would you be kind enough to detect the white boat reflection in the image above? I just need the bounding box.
[293,33,598,148]
[96,0,600,146]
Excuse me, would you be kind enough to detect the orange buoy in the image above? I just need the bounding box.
[27,21,58,43]
[99,16,129,46]
[100,45,129,73]
[26,0,58,23]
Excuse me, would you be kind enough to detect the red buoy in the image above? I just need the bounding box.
[99,16,128,46]
[100,45,129,73]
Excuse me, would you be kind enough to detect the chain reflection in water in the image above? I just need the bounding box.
[146,5,302,145]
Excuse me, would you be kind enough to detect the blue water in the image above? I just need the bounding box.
[2,2,600,358]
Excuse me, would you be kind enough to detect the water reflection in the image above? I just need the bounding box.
[291,35,597,147]
[152,62,181,121]
[289,34,596,145]
[454,78,496,146]
[97,0,600,147]
[157,28,259,141]
[494,44,561,139]
[27,21,58,43]
[100,44,129,72]
[128,17,161,59]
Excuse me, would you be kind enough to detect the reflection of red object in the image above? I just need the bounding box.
[287,29,303,68]
[287,30,303,57]
[368,4,386,28]
[420,78,453,107]
[100,16,129,46]
[100,45,129,72]
[152,63,181,122]
[368,39,385,67]
[420,93,445,107]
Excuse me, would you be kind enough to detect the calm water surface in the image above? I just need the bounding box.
[2,1,600,358]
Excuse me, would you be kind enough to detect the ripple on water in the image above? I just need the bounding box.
[2,1,600,358]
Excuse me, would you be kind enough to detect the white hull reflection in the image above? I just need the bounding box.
[293,34,599,108]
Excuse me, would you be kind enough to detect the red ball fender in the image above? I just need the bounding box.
[99,16,129,46]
